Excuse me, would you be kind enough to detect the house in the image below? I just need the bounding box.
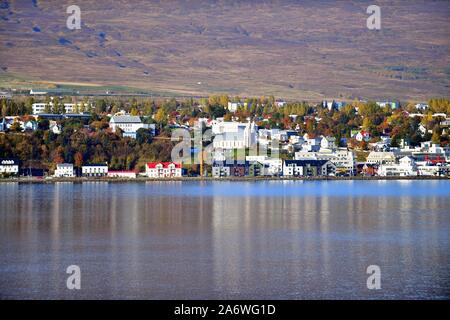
[353,130,371,142]
[230,163,247,176]
[109,115,149,139]
[145,162,182,178]
[107,171,137,179]
[0,159,19,176]
[212,121,258,149]
[415,103,429,111]
[50,122,62,134]
[372,136,392,151]
[323,100,335,111]
[361,163,377,176]
[212,161,231,177]
[440,118,450,127]
[366,152,396,165]
[418,124,429,137]
[248,162,267,177]
[54,163,75,177]
[23,120,38,131]
[323,100,346,111]
[283,160,336,177]
[82,164,108,177]
[320,136,336,150]
[246,156,283,176]
[275,100,287,108]
[376,101,399,109]
[378,156,417,176]
[227,102,242,112]
[212,161,248,177]
[295,150,355,175]
[417,164,450,177]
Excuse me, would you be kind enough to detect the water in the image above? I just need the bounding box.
[0,180,449,299]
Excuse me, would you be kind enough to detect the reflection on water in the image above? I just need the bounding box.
[0,181,449,299]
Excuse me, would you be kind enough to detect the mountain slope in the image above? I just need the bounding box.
[0,0,449,100]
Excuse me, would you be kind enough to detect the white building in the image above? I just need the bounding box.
[32,102,89,114]
[0,159,19,175]
[0,92,12,99]
[82,164,108,177]
[109,115,148,139]
[415,103,429,111]
[378,156,417,176]
[145,162,182,178]
[355,131,371,142]
[54,163,74,177]
[366,151,396,165]
[212,121,258,149]
[50,122,62,135]
[227,102,242,112]
[417,164,450,176]
[108,171,137,179]
[295,150,355,175]
[32,103,47,114]
[275,100,287,108]
[283,160,336,177]
[320,136,336,151]
[246,156,283,176]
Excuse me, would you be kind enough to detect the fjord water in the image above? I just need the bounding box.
[0,180,449,299]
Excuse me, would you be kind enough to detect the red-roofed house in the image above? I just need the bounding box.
[355,130,371,142]
[146,162,182,178]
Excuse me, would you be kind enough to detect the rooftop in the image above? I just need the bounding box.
[110,115,142,123]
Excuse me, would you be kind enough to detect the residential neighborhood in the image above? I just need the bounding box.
[0,95,449,179]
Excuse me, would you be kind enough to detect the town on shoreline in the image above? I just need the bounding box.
[0,175,448,184]
[1,93,449,180]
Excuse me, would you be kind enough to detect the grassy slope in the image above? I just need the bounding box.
[0,0,449,100]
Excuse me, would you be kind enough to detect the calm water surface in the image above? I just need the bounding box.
[0,180,449,299]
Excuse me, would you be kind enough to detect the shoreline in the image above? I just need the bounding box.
[0,175,448,184]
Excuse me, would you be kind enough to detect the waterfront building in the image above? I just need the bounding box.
[107,171,137,179]
[212,161,231,177]
[295,150,355,175]
[366,151,396,165]
[0,159,19,176]
[248,162,267,177]
[417,164,450,176]
[54,163,75,177]
[246,156,283,176]
[82,164,108,177]
[377,156,417,177]
[283,160,336,177]
[145,162,182,178]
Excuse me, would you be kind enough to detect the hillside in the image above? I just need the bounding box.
[0,0,449,100]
